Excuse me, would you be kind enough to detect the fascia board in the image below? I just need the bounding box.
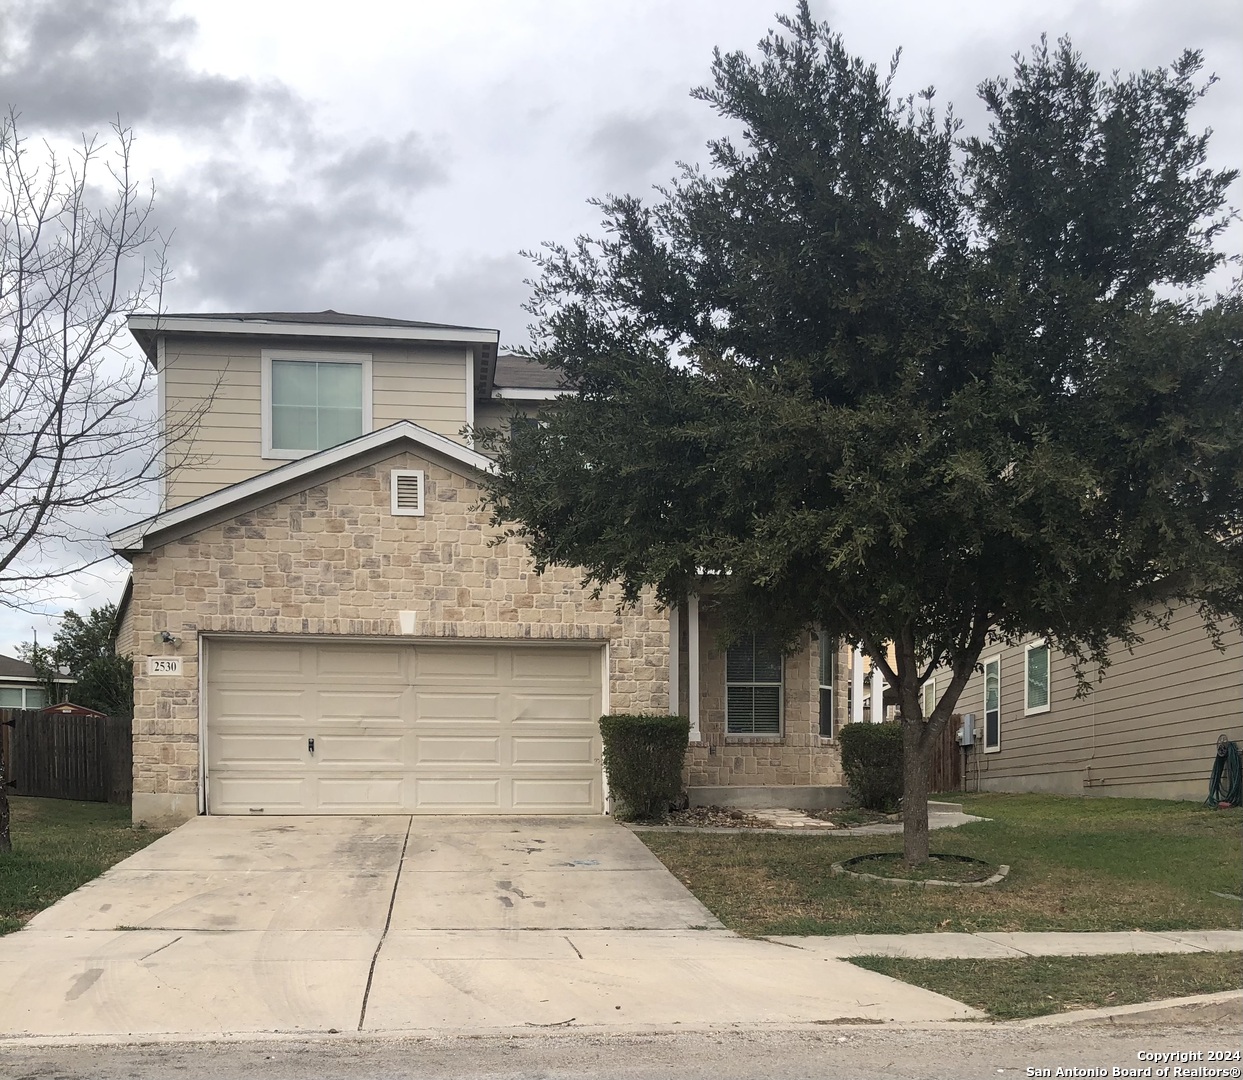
[128,315,500,346]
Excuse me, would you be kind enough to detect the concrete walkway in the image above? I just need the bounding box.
[770,929,1243,958]
[632,801,984,835]
[0,816,981,1040]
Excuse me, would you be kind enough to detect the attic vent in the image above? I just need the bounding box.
[390,469,425,516]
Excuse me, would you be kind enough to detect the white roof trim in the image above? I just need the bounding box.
[128,315,499,346]
[492,388,570,401]
[109,421,495,552]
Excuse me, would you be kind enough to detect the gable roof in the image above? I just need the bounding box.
[109,420,495,555]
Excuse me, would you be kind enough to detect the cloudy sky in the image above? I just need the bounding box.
[0,0,1239,656]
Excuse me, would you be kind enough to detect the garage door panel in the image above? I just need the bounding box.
[210,732,307,766]
[211,776,308,812]
[512,693,597,721]
[212,643,305,676]
[512,778,596,810]
[415,736,501,764]
[414,777,502,810]
[316,690,406,722]
[415,693,498,721]
[214,688,308,722]
[317,733,404,765]
[314,777,404,812]
[207,641,602,815]
[315,646,404,677]
[512,648,595,680]
[416,648,498,677]
[511,735,594,765]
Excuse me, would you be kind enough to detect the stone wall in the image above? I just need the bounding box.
[126,447,669,824]
[682,603,844,790]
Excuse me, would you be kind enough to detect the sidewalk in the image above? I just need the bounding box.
[768,929,1243,958]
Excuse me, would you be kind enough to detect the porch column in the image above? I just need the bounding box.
[688,593,701,740]
[851,645,865,726]
[871,664,885,724]
[668,603,680,716]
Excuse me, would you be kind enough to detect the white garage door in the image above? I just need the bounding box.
[204,639,604,815]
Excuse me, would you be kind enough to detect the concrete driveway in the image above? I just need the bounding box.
[0,816,979,1038]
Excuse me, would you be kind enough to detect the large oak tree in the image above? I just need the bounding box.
[479,5,1242,862]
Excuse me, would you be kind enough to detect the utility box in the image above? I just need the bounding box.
[958,712,976,747]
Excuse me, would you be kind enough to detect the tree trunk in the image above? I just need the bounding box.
[902,718,931,865]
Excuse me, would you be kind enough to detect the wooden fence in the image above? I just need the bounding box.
[928,712,964,794]
[0,708,132,804]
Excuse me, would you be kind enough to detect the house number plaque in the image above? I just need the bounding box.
[148,657,183,676]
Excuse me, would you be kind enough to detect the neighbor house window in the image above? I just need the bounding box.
[983,656,1001,752]
[921,676,936,719]
[1025,640,1050,714]
[262,351,372,458]
[726,634,783,736]
[0,686,46,709]
[818,632,836,738]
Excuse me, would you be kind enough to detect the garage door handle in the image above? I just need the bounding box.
[308,737,315,755]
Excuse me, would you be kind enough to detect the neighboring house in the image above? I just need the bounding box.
[928,605,1243,801]
[40,702,109,719]
[111,311,850,826]
[0,654,73,711]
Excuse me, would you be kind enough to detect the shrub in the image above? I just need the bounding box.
[599,713,690,822]
[838,721,904,812]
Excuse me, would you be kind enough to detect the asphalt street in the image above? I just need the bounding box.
[6,1024,1242,1080]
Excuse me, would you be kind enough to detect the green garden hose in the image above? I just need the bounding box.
[1205,734,1242,808]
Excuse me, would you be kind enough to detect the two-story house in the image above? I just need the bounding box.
[111,311,848,825]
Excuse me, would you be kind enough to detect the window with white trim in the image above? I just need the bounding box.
[818,632,836,738]
[921,676,936,720]
[1025,640,1050,714]
[0,686,46,709]
[262,351,372,458]
[983,656,1001,752]
[726,634,783,736]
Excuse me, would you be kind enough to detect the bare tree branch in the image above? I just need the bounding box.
[0,111,206,605]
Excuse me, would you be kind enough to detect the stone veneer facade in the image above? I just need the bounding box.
[124,442,842,824]
[679,604,845,790]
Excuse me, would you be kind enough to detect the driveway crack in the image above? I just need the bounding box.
[357,816,412,1032]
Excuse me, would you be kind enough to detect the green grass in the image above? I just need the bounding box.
[0,796,166,934]
[639,792,1243,936]
[849,953,1242,1020]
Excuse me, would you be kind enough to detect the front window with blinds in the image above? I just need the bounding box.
[727,634,783,735]
[818,632,835,737]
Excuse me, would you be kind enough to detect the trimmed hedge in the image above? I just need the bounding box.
[838,721,904,812]
[599,713,690,822]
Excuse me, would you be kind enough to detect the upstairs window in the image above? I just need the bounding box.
[262,351,372,458]
[726,634,783,736]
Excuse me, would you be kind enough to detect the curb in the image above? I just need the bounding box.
[1013,989,1243,1028]
[829,859,1011,888]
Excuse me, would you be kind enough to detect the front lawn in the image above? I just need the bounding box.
[0,796,166,934]
[638,792,1242,936]
[849,953,1242,1020]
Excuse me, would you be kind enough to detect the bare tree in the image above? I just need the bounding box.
[0,110,203,608]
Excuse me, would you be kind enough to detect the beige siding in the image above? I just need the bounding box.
[115,600,135,658]
[471,400,549,458]
[942,604,1243,800]
[162,336,469,507]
